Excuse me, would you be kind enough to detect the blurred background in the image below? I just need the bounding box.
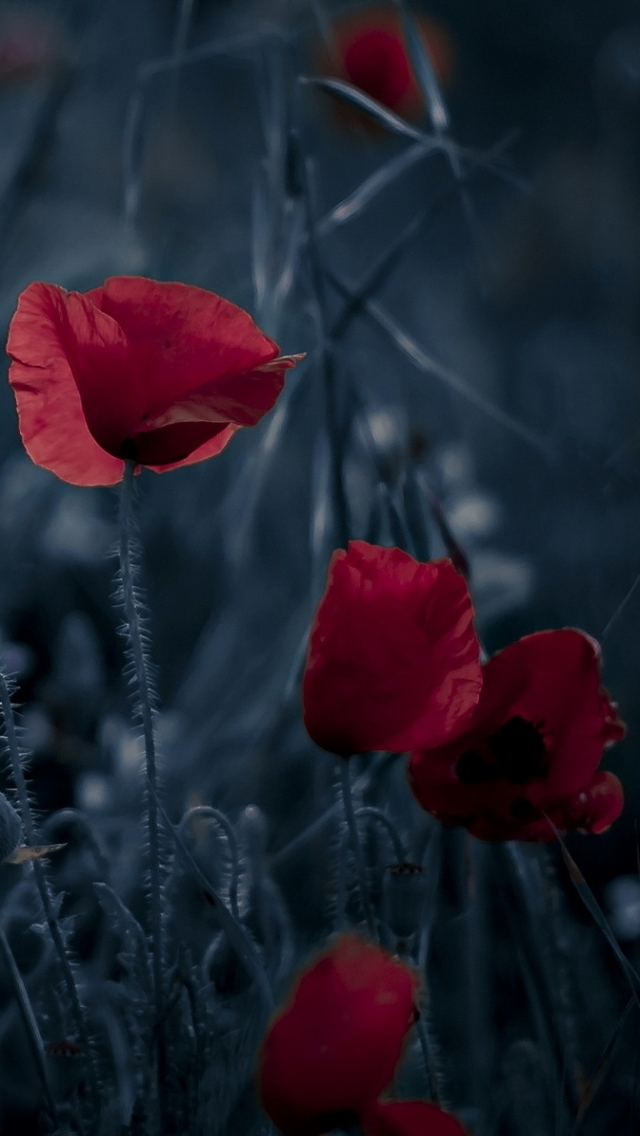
[1,0,640,1132]
[0,0,639,966]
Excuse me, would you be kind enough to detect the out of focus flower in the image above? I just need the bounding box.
[0,6,63,87]
[605,875,640,940]
[302,541,482,756]
[324,4,454,121]
[362,1099,468,1136]
[408,629,625,841]
[258,934,418,1136]
[6,276,302,486]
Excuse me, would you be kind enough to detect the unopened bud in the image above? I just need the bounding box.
[238,805,267,861]
[382,862,427,939]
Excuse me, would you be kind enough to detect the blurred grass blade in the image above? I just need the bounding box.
[570,996,635,1134]
[397,0,449,134]
[554,828,640,1004]
[319,139,441,234]
[326,266,552,456]
[413,469,469,576]
[310,429,334,565]
[302,76,424,140]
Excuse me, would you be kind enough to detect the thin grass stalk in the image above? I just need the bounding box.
[339,760,377,940]
[0,664,101,1116]
[118,458,168,1127]
[295,126,350,548]
[0,927,60,1130]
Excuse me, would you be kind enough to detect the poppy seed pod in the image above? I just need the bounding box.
[0,792,22,863]
[382,862,428,940]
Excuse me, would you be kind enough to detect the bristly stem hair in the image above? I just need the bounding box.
[118,458,168,1128]
[0,659,101,1121]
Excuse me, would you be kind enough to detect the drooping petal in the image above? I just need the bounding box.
[130,355,302,467]
[303,541,482,756]
[88,275,282,415]
[136,355,303,433]
[6,282,125,486]
[563,770,624,835]
[362,1100,469,1136]
[258,934,418,1136]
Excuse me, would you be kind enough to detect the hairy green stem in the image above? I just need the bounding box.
[339,760,377,940]
[0,663,100,1117]
[0,927,60,1128]
[118,459,168,1126]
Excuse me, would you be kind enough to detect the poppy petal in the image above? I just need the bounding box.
[564,770,624,834]
[362,1100,469,1136]
[259,934,418,1136]
[7,276,300,482]
[303,541,481,755]
[408,629,625,841]
[6,282,125,486]
[136,354,304,432]
[87,275,282,413]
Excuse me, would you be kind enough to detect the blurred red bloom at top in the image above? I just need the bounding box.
[363,1099,468,1136]
[258,934,418,1136]
[328,4,454,120]
[6,276,302,486]
[302,541,482,757]
[408,629,625,841]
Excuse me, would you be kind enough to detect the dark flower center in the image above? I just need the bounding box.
[456,715,548,786]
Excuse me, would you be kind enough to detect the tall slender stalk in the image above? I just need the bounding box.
[0,927,60,1129]
[339,760,377,940]
[0,662,101,1117]
[118,459,167,1125]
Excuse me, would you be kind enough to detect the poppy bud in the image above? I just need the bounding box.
[0,792,22,863]
[239,804,268,862]
[382,862,427,940]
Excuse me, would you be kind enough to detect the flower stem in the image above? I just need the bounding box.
[155,786,274,1011]
[339,760,377,940]
[0,662,101,1119]
[0,928,60,1129]
[118,459,167,1125]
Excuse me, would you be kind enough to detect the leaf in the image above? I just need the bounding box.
[553,827,640,1006]
[318,139,441,234]
[325,267,553,456]
[570,996,636,1133]
[3,843,66,864]
[301,76,425,141]
[397,0,449,133]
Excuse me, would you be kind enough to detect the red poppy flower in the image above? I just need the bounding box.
[6,276,302,486]
[362,1099,468,1136]
[408,629,625,841]
[258,934,419,1136]
[326,4,454,121]
[302,541,482,757]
